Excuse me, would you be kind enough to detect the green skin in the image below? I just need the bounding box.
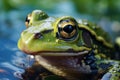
[18,10,120,80]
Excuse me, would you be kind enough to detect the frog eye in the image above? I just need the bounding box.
[57,18,78,41]
[25,14,31,28]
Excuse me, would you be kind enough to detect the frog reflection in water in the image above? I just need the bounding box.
[18,10,120,80]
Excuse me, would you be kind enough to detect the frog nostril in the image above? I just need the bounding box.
[34,33,43,39]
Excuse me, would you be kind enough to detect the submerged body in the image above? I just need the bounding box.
[18,10,120,80]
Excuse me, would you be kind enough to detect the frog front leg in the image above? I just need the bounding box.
[101,62,120,80]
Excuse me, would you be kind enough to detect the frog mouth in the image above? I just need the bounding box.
[37,50,89,56]
[35,50,93,75]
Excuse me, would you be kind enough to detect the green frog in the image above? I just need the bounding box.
[18,10,120,80]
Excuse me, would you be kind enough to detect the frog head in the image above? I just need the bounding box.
[18,10,92,56]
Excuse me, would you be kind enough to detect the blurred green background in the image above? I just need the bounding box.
[0,0,120,42]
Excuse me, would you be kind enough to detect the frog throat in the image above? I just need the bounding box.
[35,50,98,77]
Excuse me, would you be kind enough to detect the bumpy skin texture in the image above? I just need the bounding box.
[18,10,120,80]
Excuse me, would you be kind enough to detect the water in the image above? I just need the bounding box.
[0,9,29,80]
[0,38,34,80]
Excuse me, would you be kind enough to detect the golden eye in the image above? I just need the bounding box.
[57,18,78,41]
[25,14,31,28]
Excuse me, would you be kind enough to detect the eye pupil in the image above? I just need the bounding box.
[63,25,74,33]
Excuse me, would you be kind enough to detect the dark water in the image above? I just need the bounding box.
[0,9,29,80]
[0,38,34,80]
